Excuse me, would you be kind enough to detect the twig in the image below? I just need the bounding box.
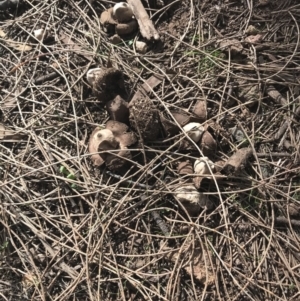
[266,84,287,106]
[34,71,59,85]
[127,0,160,40]
[275,216,300,227]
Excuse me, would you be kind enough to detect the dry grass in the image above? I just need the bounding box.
[1,0,300,300]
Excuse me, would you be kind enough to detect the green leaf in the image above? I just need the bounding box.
[67,173,76,180]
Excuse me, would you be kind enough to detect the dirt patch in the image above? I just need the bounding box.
[1,0,300,300]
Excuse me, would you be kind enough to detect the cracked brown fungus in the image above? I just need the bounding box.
[193,157,215,189]
[129,96,160,141]
[87,67,125,103]
[178,122,205,150]
[89,127,117,167]
[106,95,129,124]
[113,3,134,22]
[89,121,137,170]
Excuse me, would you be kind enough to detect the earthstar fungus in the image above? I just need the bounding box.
[100,4,138,36]
[89,121,137,170]
[175,185,213,215]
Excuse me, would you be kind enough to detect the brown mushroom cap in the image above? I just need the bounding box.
[104,121,136,170]
[106,95,129,124]
[113,3,134,22]
[105,120,128,136]
[100,8,117,26]
[100,7,117,35]
[92,68,125,103]
[105,120,137,148]
[118,132,137,148]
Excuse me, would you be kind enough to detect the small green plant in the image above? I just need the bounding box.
[59,166,78,189]
[184,47,222,74]
[0,241,8,252]
[289,282,296,291]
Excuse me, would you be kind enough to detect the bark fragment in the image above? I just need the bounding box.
[223,147,253,175]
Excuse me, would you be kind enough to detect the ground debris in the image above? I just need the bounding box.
[165,242,215,285]
[223,147,253,175]
[218,38,243,55]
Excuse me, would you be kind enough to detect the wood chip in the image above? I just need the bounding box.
[131,74,163,103]
[100,7,117,25]
[223,147,253,175]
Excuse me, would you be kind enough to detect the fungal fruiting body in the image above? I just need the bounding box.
[129,97,160,141]
[113,2,134,23]
[100,3,137,37]
[175,185,213,214]
[34,28,47,41]
[86,68,102,86]
[193,157,215,189]
[194,157,215,176]
[182,122,205,143]
[89,121,137,170]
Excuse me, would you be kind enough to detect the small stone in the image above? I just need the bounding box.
[192,100,207,122]
[135,41,148,54]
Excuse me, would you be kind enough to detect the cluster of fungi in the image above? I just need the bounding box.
[87,67,218,215]
[87,1,249,215]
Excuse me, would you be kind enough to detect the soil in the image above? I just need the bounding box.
[1,0,300,300]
